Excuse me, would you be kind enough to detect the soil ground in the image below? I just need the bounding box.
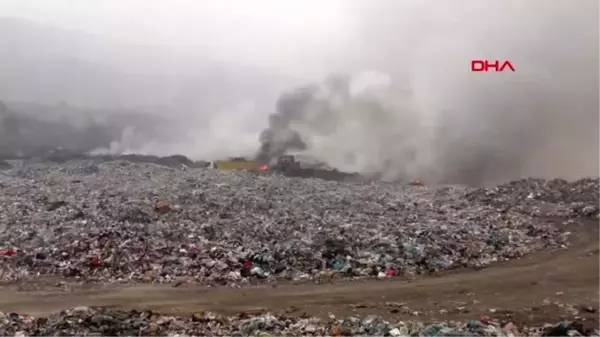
[0,218,597,326]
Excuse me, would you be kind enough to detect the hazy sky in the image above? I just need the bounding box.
[0,0,501,78]
[0,0,357,77]
[0,0,597,182]
[0,0,350,42]
[2,0,596,79]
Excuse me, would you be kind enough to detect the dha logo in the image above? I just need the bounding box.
[471,60,515,72]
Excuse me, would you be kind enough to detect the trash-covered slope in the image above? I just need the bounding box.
[0,160,597,284]
[1,306,597,337]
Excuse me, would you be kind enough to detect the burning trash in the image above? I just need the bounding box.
[409,179,424,186]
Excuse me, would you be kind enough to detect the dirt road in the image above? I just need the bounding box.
[0,219,597,325]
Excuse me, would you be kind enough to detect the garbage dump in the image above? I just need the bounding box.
[0,159,597,285]
[0,307,597,336]
[0,157,598,336]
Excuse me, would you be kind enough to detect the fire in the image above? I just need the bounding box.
[259,164,269,171]
[411,179,423,186]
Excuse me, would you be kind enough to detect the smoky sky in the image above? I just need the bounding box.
[0,0,598,185]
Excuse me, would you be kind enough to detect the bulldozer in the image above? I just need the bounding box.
[268,154,363,182]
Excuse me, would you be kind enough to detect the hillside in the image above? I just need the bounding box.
[0,17,299,110]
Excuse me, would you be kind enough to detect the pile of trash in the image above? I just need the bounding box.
[467,178,599,218]
[0,150,211,169]
[0,307,597,336]
[0,160,597,284]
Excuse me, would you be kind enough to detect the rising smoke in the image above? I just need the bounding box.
[256,1,599,186]
[4,1,596,187]
[256,72,426,180]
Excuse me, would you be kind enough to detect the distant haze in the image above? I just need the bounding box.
[0,0,597,185]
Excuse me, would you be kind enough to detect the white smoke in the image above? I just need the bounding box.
[90,1,598,185]
[91,101,269,160]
